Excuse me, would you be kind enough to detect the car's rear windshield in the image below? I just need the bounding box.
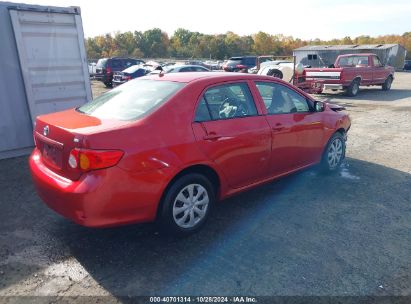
[96,58,108,68]
[77,79,185,121]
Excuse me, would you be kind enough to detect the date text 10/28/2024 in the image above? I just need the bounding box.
[150,296,257,303]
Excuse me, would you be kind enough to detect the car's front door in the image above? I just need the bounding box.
[372,55,388,83]
[192,82,272,189]
[254,81,325,176]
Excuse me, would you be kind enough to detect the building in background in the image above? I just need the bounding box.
[293,44,407,70]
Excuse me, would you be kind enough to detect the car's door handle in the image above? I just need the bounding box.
[272,126,284,132]
[203,134,222,140]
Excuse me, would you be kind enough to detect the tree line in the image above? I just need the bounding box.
[85,28,411,60]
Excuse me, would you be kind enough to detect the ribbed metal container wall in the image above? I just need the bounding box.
[0,2,91,159]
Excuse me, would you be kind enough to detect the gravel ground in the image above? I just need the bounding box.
[0,73,410,301]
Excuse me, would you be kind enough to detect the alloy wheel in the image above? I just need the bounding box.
[327,138,343,168]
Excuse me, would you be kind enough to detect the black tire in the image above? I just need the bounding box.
[382,76,393,91]
[159,173,215,236]
[346,78,360,96]
[320,132,346,172]
[268,69,283,79]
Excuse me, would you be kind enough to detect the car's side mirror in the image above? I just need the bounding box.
[314,100,325,112]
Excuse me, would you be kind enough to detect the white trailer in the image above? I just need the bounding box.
[0,2,92,159]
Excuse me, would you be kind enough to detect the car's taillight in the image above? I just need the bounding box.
[236,64,247,69]
[68,149,124,171]
[106,67,112,74]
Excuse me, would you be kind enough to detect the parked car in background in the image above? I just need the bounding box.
[149,65,210,75]
[203,60,222,70]
[257,61,295,82]
[404,60,411,70]
[29,72,350,235]
[161,62,176,67]
[222,56,257,72]
[88,62,96,77]
[112,65,151,87]
[184,60,209,69]
[299,53,394,96]
[95,57,145,87]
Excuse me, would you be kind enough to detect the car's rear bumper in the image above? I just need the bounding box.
[323,83,344,90]
[113,80,126,87]
[29,148,170,228]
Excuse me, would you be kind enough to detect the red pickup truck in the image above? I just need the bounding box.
[298,53,394,96]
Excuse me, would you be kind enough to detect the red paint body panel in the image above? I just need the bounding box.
[29,73,351,227]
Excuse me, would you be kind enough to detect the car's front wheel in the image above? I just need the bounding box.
[159,173,215,235]
[382,76,393,91]
[321,132,346,172]
[346,79,360,96]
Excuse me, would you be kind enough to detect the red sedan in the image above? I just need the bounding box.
[29,72,350,235]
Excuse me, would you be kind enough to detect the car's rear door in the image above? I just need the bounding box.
[253,81,325,176]
[192,81,271,189]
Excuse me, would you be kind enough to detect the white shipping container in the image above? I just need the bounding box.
[0,2,92,159]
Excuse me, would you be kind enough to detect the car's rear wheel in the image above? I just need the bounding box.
[321,132,346,172]
[346,79,360,96]
[159,173,215,235]
[382,76,393,91]
[268,69,283,79]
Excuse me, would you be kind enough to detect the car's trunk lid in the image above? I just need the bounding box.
[34,109,130,180]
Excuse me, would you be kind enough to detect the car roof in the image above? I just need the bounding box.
[143,71,285,83]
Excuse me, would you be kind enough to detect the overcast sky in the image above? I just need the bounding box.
[16,0,411,40]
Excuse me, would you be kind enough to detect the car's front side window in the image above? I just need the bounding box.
[194,83,258,121]
[255,82,310,114]
[373,56,383,67]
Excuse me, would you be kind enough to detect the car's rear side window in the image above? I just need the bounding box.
[78,80,185,121]
[194,83,258,121]
[244,57,256,65]
[180,67,193,72]
[255,82,310,114]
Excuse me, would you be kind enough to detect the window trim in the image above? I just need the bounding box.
[373,55,383,67]
[193,81,260,123]
[254,81,315,115]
